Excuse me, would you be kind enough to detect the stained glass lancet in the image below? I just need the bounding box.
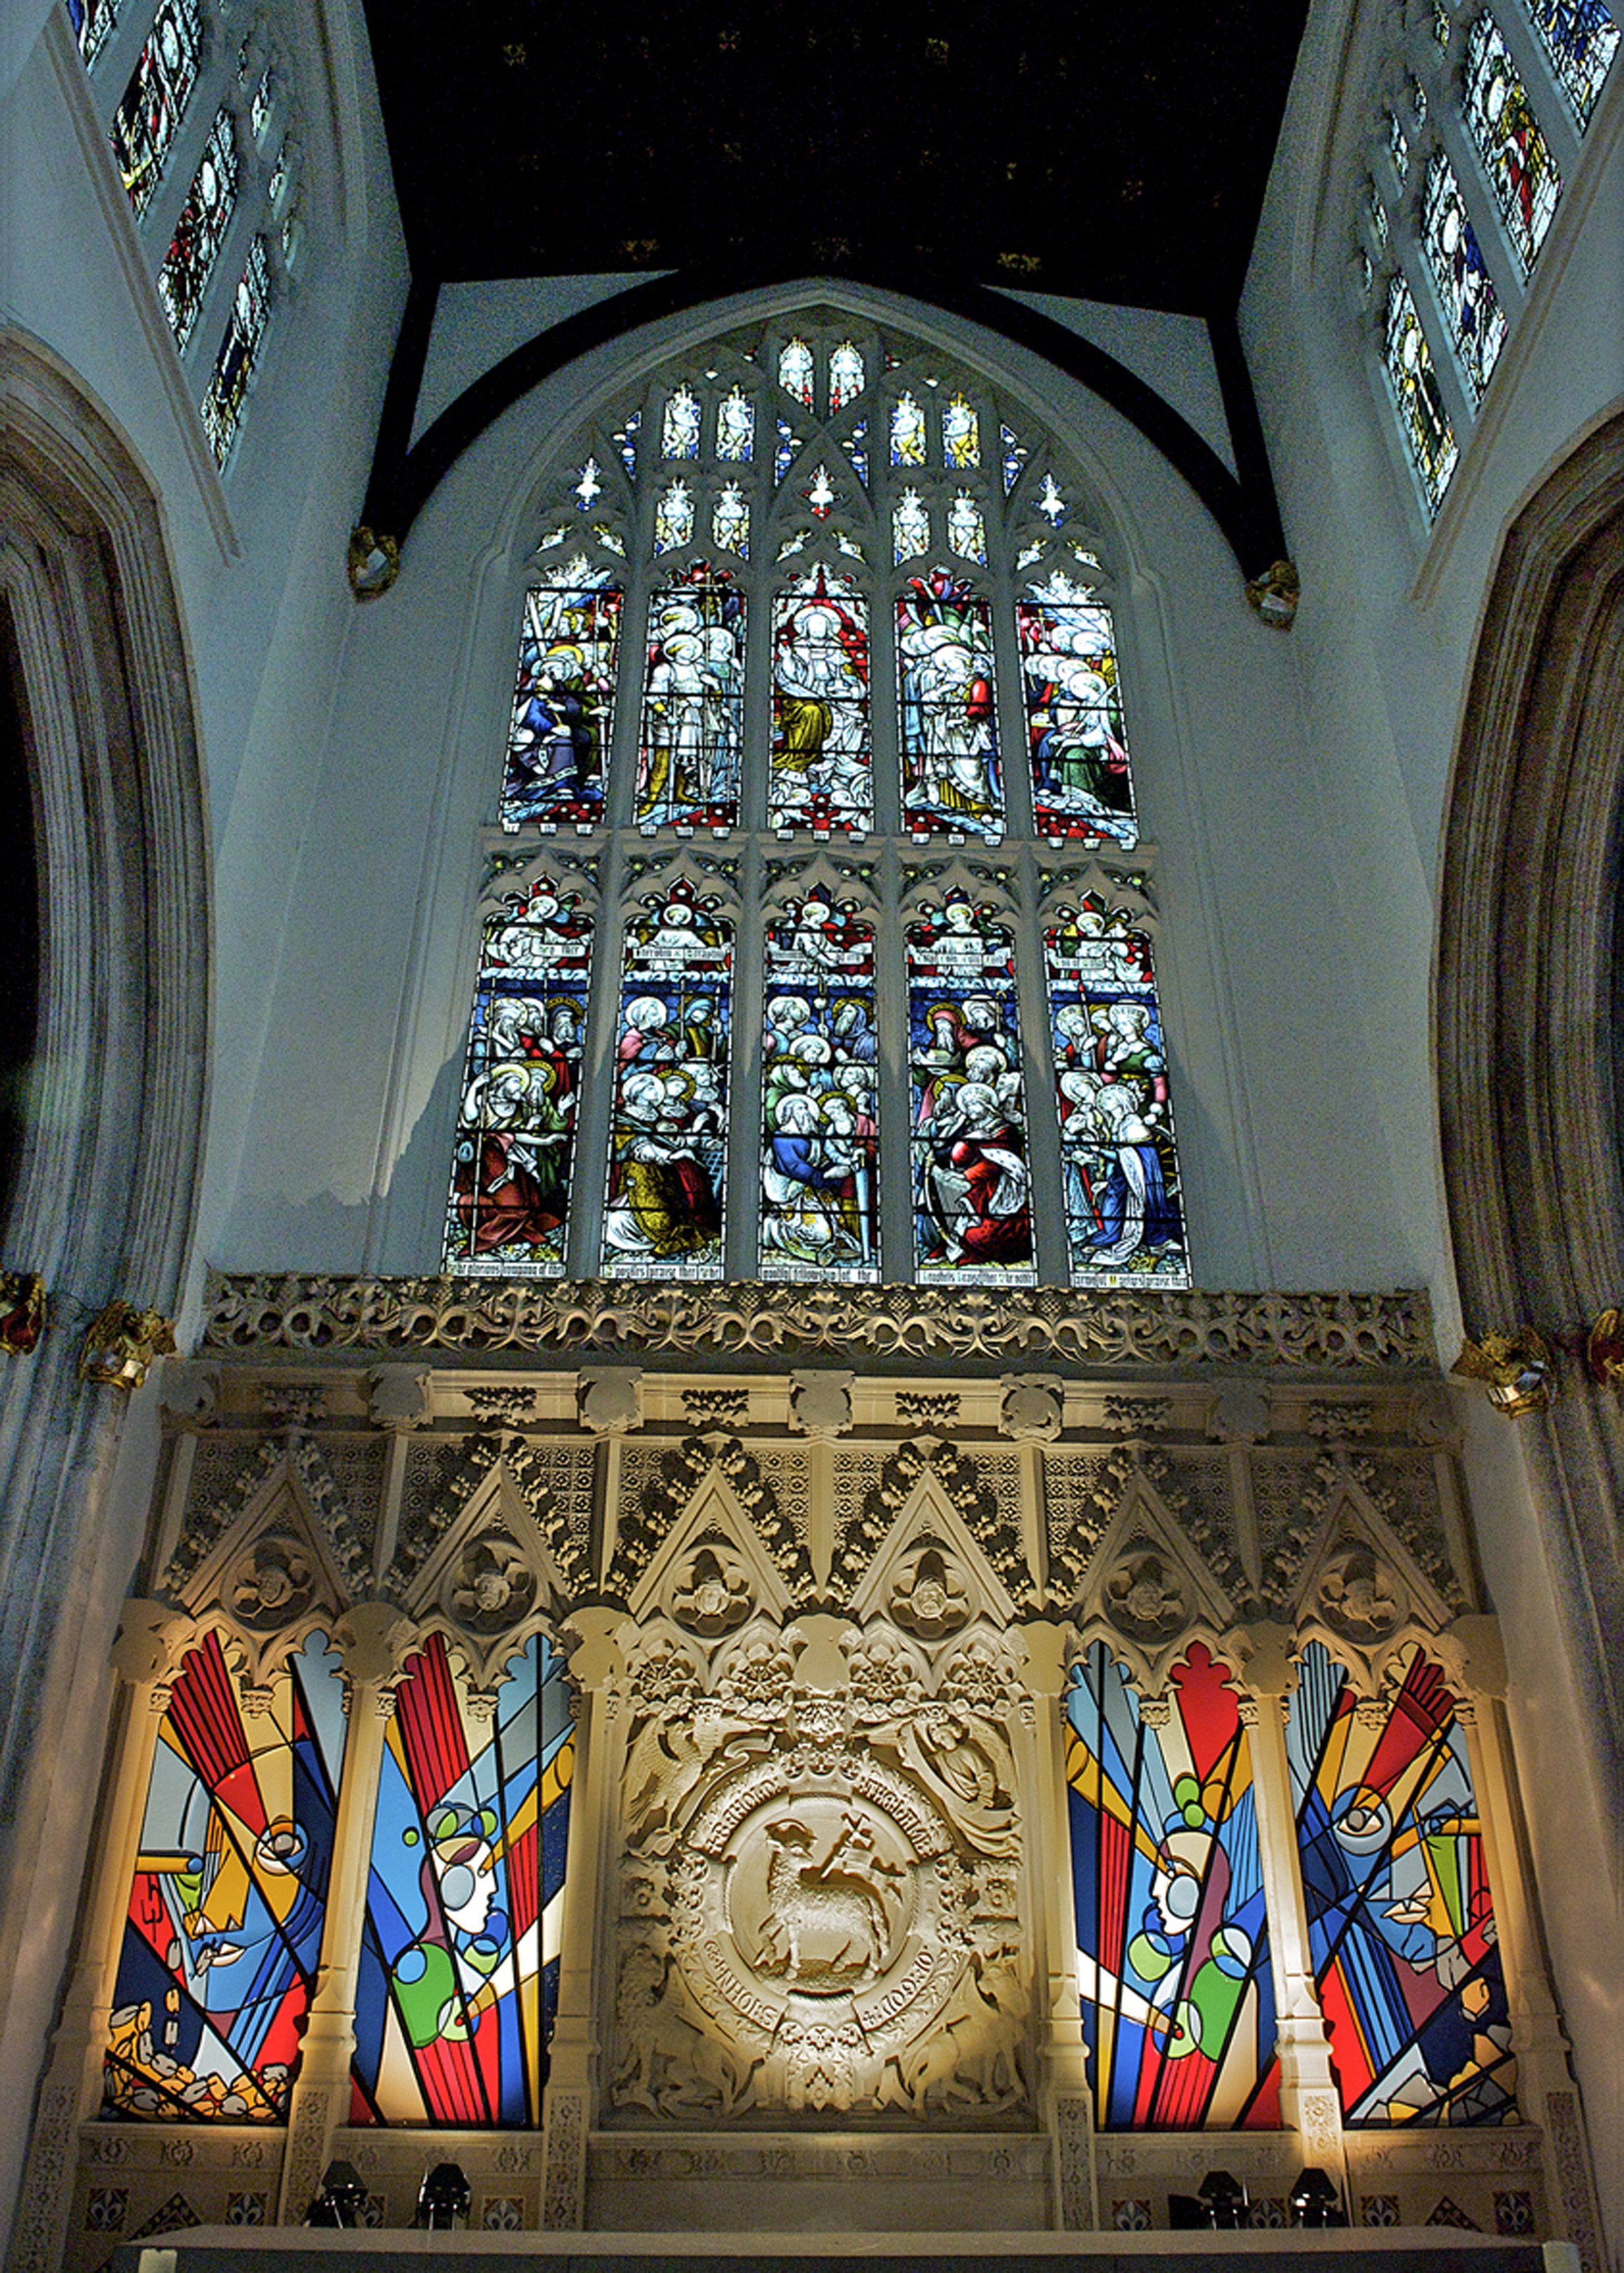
[351,1633,573,2125]
[716,387,755,462]
[1044,899,1191,1287]
[1383,276,1458,513]
[893,490,930,565]
[442,881,592,1277]
[711,484,750,558]
[943,392,980,468]
[759,892,880,1281]
[1019,570,1138,846]
[661,387,702,459]
[1463,14,1562,273]
[897,571,1002,843]
[891,392,928,467]
[770,565,872,835]
[653,480,694,555]
[1527,0,1619,125]
[602,883,732,1278]
[199,235,272,465]
[1064,1644,1279,2129]
[947,492,986,565]
[1286,1642,1518,2127]
[635,563,745,829]
[157,108,240,352]
[68,0,118,67]
[829,340,865,412]
[906,897,1034,1283]
[499,563,621,830]
[779,337,815,407]
[109,0,205,214]
[104,1632,347,2122]
[1421,153,1508,399]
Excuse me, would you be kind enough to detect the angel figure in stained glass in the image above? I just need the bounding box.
[891,392,928,465]
[780,337,815,405]
[717,385,754,461]
[662,387,702,458]
[943,392,978,468]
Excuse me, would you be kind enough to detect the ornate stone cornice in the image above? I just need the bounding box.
[203,1274,1436,1373]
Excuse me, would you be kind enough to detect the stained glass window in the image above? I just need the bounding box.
[1000,424,1028,493]
[1527,0,1619,126]
[947,491,986,565]
[68,0,119,67]
[775,418,800,483]
[1383,276,1459,513]
[199,235,272,465]
[157,108,240,353]
[906,897,1033,1283]
[898,571,1002,843]
[247,62,273,141]
[653,480,694,555]
[844,419,869,485]
[829,340,865,411]
[109,0,205,215]
[770,565,872,837]
[893,489,930,565]
[1045,899,1191,1287]
[662,388,702,459]
[779,337,815,407]
[105,1632,347,2122]
[1019,570,1138,847]
[1065,1644,1279,2129]
[602,882,733,1278]
[573,457,603,509]
[803,465,838,519]
[1037,474,1068,524]
[1422,153,1508,398]
[760,892,880,1280]
[615,411,641,478]
[716,386,754,462]
[891,392,928,466]
[1388,109,1411,178]
[352,1632,573,2125]
[1464,14,1563,274]
[635,563,744,829]
[499,566,620,831]
[711,483,750,558]
[942,392,980,469]
[1287,1642,1518,2127]
[1368,177,1390,247]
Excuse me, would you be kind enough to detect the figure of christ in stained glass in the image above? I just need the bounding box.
[105,1633,347,2122]
[442,881,592,1278]
[759,892,880,1281]
[498,568,622,830]
[109,0,204,214]
[1045,902,1191,1289]
[1384,277,1458,513]
[1019,574,1139,846]
[769,567,873,837]
[1528,0,1619,125]
[1286,1642,1519,2127]
[1422,153,1508,400]
[1065,1643,1280,2131]
[157,109,238,351]
[351,1634,573,2125]
[906,897,1034,1284]
[633,564,745,830]
[897,571,1004,843]
[1464,15,1563,273]
[601,883,732,1279]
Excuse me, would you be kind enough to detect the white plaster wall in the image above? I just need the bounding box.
[412,274,672,445]
[995,287,1240,478]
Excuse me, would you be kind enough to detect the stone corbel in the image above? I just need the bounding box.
[158,1358,218,1426]
[78,1301,177,1390]
[559,1604,630,1691]
[1434,1610,1507,1704]
[332,1599,409,1689]
[109,1597,185,1690]
[1000,1373,1065,1443]
[787,1611,852,1689]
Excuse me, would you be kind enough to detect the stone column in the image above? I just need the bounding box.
[1234,1621,1347,2192]
[274,1602,402,2225]
[8,1601,182,2273]
[540,1608,626,2232]
[1016,1620,1096,2231]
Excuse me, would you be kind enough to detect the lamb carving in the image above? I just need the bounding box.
[754,1811,906,1989]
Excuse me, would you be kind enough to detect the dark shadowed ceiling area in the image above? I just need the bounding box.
[364,1,1313,317]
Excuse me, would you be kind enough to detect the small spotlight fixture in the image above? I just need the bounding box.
[1289,2166,1345,2228]
[1198,2168,1248,2230]
[305,2158,368,2227]
[416,2160,472,2229]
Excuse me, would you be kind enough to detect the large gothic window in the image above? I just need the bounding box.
[446,313,1191,1294]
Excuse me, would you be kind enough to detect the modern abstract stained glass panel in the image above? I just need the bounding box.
[1018,571,1138,846]
[1286,1642,1518,2127]
[759,892,880,1281]
[352,1633,573,2125]
[1527,0,1619,125]
[442,880,592,1277]
[1045,899,1191,1288]
[602,883,732,1278]
[200,235,272,465]
[109,0,205,214]
[1065,1643,1279,2130]
[1463,14,1563,273]
[105,1632,347,2122]
[1383,276,1459,514]
[906,897,1034,1283]
[897,572,1004,843]
[1422,152,1508,400]
[499,565,622,830]
[770,565,872,835]
[634,563,745,829]
[157,108,240,353]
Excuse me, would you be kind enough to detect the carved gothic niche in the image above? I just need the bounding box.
[846,1456,1019,1641]
[1077,1456,1236,1684]
[888,1541,973,1639]
[624,1458,794,1635]
[404,1455,568,1650]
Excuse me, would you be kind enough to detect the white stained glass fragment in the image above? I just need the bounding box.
[653,480,694,554]
[717,386,754,461]
[1368,177,1389,247]
[943,392,980,469]
[1359,244,1373,295]
[267,136,289,208]
[836,533,865,561]
[1029,565,1097,604]
[1411,73,1428,127]
[1072,544,1103,572]
[1434,0,1451,42]
[550,552,596,586]
[780,336,815,406]
[844,419,870,485]
[616,411,641,478]
[776,418,800,483]
[662,387,702,459]
[1000,424,1027,494]
[1037,475,1068,525]
[712,483,750,558]
[830,340,865,411]
[534,528,567,552]
[948,491,987,565]
[1388,110,1410,178]
[1015,539,1045,571]
[594,524,627,556]
[805,465,837,519]
[574,457,603,510]
[893,489,930,564]
[891,392,927,466]
[778,530,811,561]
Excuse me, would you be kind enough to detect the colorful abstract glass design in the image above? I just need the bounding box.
[661,386,702,459]
[157,108,240,352]
[602,882,732,1278]
[1422,153,1508,399]
[760,892,880,1281]
[442,880,592,1277]
[897,571,1003,843]
[1384,277,1458,514]
[943,392,980,468]
[1065,1644,1279,2130]
[200,235,272,465]
[770,565,872,835]
[1287,1643,1519,2127]
[105,1632,347,2122]
[906,897,1033,1283]
[716,386,754,461]
[634,563,745,829]
[780,337,815,407]
[68,0,119,68]
[1527,0,1619,125]
[1019,570,1138,846]
[830,340,865,411]
[712,483,750,558]
[891,391,928,466]
[109,0,204,214]
[352,1633,573,2125]
[498,563,622,830]
[1045,899,1191,1288]
[1464,14,1563,273]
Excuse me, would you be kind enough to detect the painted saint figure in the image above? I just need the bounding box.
[897,571,1003,842]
